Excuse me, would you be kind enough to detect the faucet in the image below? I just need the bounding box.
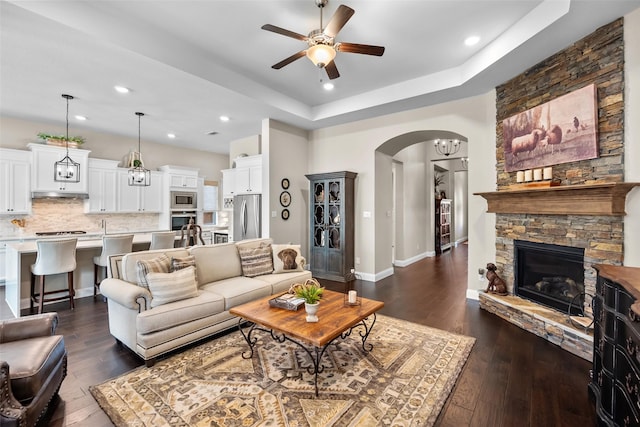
[101,219,107,235]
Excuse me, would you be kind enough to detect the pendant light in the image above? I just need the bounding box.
[128,112,151,186]
[54,94,81,182]
[433,139,462,157]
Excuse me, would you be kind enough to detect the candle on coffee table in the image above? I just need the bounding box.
[348,290,357,304]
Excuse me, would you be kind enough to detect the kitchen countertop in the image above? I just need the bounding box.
[0,229,175,243]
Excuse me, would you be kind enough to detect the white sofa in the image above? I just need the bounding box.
[100,238,311,366]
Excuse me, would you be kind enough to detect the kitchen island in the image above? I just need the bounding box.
[3,232,174,318]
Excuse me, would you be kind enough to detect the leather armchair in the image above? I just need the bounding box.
[0,313,67,427]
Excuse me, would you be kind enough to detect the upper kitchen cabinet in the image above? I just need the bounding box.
[28,143,90,196]
[226,154,262,195]
[159,165,199,189]
[117,169,163,213]
[85,158,119,213]
[0,148,31,215]
[221,169,236,197]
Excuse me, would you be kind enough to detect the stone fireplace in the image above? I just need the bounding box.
[475,18,634,361]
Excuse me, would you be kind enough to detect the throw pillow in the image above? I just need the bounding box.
[238,243,274,277]
[146,266,198,308]
[272,244,305,274]
[171,255,196,271]
[136,254,171,290]
[172,254,198,283]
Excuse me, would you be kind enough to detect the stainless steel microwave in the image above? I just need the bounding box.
[170,191,197,209]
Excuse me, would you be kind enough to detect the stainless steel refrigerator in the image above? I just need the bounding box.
[233,194,261,241]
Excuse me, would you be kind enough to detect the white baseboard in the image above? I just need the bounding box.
[393,251,433,267]
[455,237,468,246]
[466,289,480,300]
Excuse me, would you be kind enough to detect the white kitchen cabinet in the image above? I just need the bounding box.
[117,169,163,213]
[28,143,90,195]
[0,149,31,215]
[85,159,119,213]
[222,169,236,197]
[227,155,262,195]
[159,165,199,189]
[201,230,213,245]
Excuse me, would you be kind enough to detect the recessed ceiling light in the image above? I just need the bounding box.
[167,133,176,139]
[75,115,87,121]
[219,115,230,122]
[114,85,130,94]
[464,36,480,46]
[323,82,334,91]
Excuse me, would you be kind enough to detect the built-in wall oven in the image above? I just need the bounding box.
[171,211,197,231]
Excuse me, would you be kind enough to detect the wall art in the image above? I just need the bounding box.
[502,84,598,172]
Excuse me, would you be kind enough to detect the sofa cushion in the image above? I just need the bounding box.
[238,243,273,277]
[189,243,243,286]
[272,244,305,274]
[200,276,272,310]
[122,248,189,284]
[136,291,225,335]
[3,335,66,404]
[136,254,171,290]
[146,266,199,308]
[253,269,313,294]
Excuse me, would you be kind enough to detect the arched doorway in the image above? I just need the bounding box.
[374,130,469,277]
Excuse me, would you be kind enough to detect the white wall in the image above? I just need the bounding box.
[393,143,429,263]
[454,170,469,243]
[262,119,309,255]
[308,92,496,289]
[624,8,640,267]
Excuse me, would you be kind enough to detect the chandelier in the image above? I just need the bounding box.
[54,94,81,182]
[433,139,462,157]
[128,112,151,186]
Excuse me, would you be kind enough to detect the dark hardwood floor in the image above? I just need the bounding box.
[14,244,596,426]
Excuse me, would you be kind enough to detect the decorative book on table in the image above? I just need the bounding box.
[269,293,306,311]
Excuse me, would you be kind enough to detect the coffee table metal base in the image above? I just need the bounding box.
[236,313,378,396]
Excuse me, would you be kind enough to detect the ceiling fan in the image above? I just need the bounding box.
[261,0,385,80]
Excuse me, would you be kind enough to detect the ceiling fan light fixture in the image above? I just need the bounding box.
[306,44,336,67]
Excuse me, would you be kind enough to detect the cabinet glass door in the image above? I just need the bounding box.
[328,180,341,249]
[313,182,325,248]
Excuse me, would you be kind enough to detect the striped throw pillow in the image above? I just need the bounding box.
[146,266,198,307]
[238,244,274,277]
[136,254,171,290]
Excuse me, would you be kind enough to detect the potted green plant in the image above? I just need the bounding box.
[37,133,85,148]
[294,279,324,322]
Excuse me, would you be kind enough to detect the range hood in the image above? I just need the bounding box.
[31,191,89,199]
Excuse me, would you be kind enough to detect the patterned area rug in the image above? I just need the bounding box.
[90,315,475,426]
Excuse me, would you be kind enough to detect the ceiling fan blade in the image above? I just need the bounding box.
[337,42,385,56]
[272,51,307,69]
[325,61,340,80]
[261,24,308,41]
[323,5,354,38]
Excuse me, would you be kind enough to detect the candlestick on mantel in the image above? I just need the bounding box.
[524,170,533,182]
[533,169,543,181]
[543,166,553,180]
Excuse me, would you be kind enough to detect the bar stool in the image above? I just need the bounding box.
[149,231,176,250]
[30,238,78,314]
[93,234,134,297]
[180,219,204,247]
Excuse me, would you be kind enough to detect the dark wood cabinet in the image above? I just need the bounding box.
[305,171,356,282]
[591,264,640,426]
[435,198,451,255]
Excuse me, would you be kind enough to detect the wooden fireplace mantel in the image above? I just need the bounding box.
[474,182,640,215]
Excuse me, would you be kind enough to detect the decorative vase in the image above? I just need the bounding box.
[305,302,319,322]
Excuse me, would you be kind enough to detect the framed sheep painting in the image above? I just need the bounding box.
[503,84,598,172]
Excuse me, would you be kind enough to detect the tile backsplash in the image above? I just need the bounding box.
[1,199,160,237]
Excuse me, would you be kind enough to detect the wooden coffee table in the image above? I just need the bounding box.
[229,289,384,396]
